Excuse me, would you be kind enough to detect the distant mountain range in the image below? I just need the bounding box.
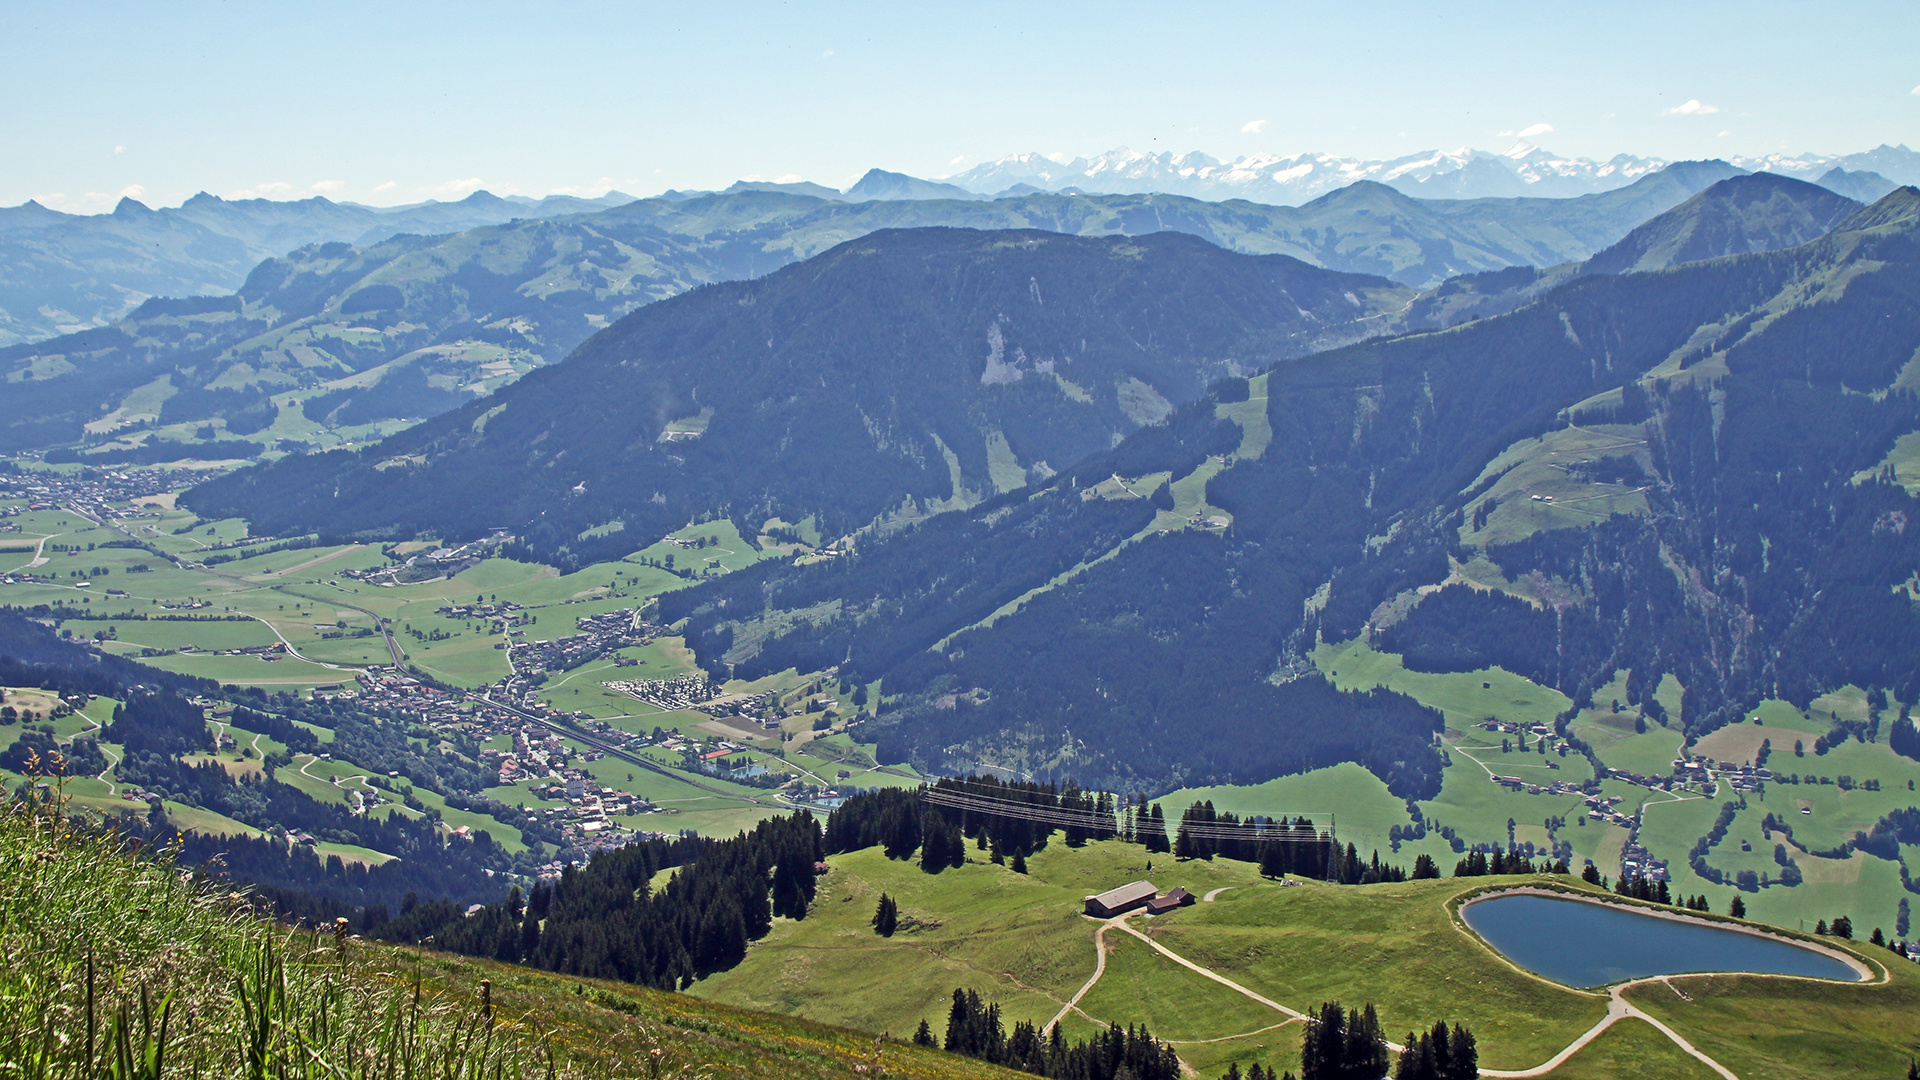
[939,142,1920,204]
[185,173,1894,569]
[0,189,634,345]
[3,162,1769,456]
[5,144,1912,349]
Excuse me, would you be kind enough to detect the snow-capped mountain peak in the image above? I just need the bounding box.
[939,143,1920,204]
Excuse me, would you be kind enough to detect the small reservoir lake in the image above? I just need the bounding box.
[1462,893,1864,988]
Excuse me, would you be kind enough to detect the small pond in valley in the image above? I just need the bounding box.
[1461,893,1865,988]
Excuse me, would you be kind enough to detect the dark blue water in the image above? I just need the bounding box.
[1462,894,1862,988]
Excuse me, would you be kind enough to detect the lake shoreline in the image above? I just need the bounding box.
[1457,884,1876,985]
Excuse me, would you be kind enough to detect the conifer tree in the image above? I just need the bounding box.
[1444,1024,1476,1080]
[1142,803,1171,854]
[1344,1003,1388,1078]
[872,893,898,937]
[1394,1032,1435,1080]
[1729,894,1746,918]
[1300,1001,1345,1079]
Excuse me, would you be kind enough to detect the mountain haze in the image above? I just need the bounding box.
[1,165,1749,455]
[0,189,635,346]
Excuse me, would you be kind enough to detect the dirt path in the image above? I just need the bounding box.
[17,529,68,570]
[1070,905,1744,1078]
[1048,916,1121,1030]
[1475,985,1736,1079]
[82,714,120,795]
[1111,918,1310,1022]
[1201,887,1234,902]
[242,614,351,670]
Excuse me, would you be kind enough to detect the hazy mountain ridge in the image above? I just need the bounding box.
[1581,172,1861,275]
[0,189,636,345]
[10,142,1909,347]
[1,164,1760,456]
[1406,171,1866,328]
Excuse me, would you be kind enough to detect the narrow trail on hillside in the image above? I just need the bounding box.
[1047,916,1120,1031]
[82,714,120,795]
[1063,907,1744,1078]
[1474,985,1737,1080]
[1111,918,1309,1022]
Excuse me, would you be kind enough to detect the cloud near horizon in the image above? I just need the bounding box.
[1517,122,1554,138]
[1663,99,1720,116]
[1241,119,1268,133]
[424,177,485,197]
[311,180,345,193]
[549,177,617,197]
[225,181,294,199]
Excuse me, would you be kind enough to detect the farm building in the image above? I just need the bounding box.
[1145,887,1194,915]
[1084,880,1158,917]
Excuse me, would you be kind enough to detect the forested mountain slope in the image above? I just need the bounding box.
[184,229,1412,563]
[3,165,1742,456]
[658,188,1920,795]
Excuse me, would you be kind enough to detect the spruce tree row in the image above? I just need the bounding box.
[922,987,1182,1080]
[829,784,1433,885]
[1451,850,1567,877]
[369,810,822,989]
[1297,1002,1476,1080]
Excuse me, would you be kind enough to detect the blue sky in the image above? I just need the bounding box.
[5,0,1917,212]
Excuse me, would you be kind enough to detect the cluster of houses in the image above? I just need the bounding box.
[1476,718,1575,754]
[490,605,670,678]
[482,725,579,784]
[1673,757,1771,792]
[1490,774,1585,796]
[1585,793,1637,827]
[604,674,723,712]
[1618,840,1670,882]
[179,640,288,661]
[1083,880,1197,918]
[0,463,199,520]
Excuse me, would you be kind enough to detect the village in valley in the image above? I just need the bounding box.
[5,455,1919,951]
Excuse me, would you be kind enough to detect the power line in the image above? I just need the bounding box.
[919,784,1338,845]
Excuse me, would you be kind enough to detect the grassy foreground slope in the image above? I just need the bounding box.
[0,792,1021,1080]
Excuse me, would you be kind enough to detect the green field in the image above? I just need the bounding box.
[1542,1018,1724,1080]
[693,838,1918,1078]
[694,839,1269,1045]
